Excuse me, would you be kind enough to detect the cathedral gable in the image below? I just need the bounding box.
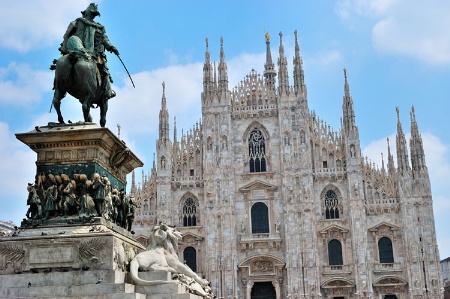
[319,224,349,240]
[369,222,399,235]
[239,180,277,200]
[182,232,203,245]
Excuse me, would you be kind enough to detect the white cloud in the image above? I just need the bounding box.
[0,1,92,52]
[335,0,450,65]
[0,63,53,105]
[0,122,35,224]
[105,63,204,136]
[306,50,343,68]
[336,0,397,19]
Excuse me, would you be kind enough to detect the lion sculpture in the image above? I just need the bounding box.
[130,223,213,298]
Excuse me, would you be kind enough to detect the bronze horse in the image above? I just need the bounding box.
[51,36,109,127]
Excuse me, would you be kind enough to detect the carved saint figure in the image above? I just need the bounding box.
[92,173,106,217]
[43,174,58,219]
[26,183,41,219]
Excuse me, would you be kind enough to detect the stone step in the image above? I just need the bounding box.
[148,294,204,299]
[0,270,126,288]
[0,283,135,298]
[5,294,146,299]
[135,282,189,296]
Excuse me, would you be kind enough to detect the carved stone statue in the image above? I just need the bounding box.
[50,3,119,127]
[43,174,57,219]
[26,183,41,219]
[125,195,138,232]
[130,223,213,298]
[61,173,77,217]
[92,173,106,217]
[103,177,113,219]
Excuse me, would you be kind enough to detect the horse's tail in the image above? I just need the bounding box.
[129,257,177,286]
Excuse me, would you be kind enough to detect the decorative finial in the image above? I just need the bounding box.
[220,36,223,46]
[162,81,165,93]
[396,107,400,119]
[205,37,209,49]
[294,30,298,42]
[265,32,270,42]
[279,31,283,44]
[117,124,121,139]
[343,68,347,79]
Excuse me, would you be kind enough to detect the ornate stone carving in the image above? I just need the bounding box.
[251,260,273,272]
[0,244,24,270]
[79,238,108,260]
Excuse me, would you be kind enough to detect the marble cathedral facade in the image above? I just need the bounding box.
[130,32,443,299]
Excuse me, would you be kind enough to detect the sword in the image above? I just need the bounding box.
[115,54,135,88]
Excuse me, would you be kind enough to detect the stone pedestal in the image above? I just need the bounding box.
[0,218,204,298]
[16,122,143,190]
[1,123,206,298]
[0,220,145,298]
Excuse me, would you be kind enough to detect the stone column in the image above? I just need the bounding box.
[273,280,281,299]
[246,281,254,299]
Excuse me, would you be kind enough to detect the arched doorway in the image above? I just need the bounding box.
[251,281,276,299]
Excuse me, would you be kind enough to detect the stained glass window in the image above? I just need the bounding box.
[249,128,266,173]
[182,198,197,226]
[325,190,340,219]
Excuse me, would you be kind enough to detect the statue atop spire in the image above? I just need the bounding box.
[263,32,276,91]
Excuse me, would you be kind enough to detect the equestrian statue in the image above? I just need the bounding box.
[50,3,132,128]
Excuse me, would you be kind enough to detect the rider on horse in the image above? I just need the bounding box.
[57,3,118,100]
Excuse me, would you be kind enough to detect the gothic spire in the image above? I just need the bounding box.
[218,36,228,96]
[173,116,177,142]
[293,30,306,97]
[409,106,427,174]
[131,170,136,194]
[202,37,213,103]
[263,32,277,91]
[395,107,410,175]
[277,31,289,96]
[158,81,169,144]
[342,68,357,137]
[387,138,396,176]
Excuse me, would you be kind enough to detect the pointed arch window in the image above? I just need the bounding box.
[325,190,340,219]
[251,202,269,234]
[249,128,266,173]
[328,239,343,266]
[183,246,197,272]
[182,198,197,226]
[378,237,394,263]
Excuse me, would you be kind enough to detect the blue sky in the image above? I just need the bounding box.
[0,1,449,258]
